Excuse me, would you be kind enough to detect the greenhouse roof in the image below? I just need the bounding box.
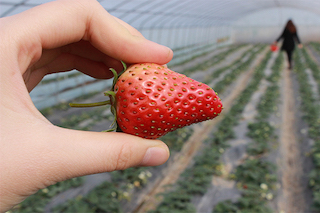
[1,0,320,28]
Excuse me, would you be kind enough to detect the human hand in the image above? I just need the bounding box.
[0,0,172,212]
[298,43,303,49]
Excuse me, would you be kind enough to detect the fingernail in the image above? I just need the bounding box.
[140,145,169,167]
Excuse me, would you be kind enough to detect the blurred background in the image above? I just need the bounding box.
[1,0,320,109]
[1,1,320,213]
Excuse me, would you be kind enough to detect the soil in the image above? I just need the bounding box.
[277,66,306,212]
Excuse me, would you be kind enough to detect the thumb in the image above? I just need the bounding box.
[44,126,170,182]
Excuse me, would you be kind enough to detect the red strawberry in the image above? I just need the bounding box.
[113,63,222,139]
[70,63,223,139]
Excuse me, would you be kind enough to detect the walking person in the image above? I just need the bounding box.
[273,19,303,69]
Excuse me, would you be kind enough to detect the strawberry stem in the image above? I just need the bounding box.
[68,61,128,132]
[69,100,110,107]
[104,91,116,97]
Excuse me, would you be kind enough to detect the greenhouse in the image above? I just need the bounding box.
[1,0,320,212]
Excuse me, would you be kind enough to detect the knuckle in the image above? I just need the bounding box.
[114,143,133,170]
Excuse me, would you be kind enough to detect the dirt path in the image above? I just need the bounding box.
[277,67,306,212]
[134,47,268,213]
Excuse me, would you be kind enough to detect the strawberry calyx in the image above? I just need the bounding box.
[69,61,127,132]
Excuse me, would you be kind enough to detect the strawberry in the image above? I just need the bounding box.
[70,62,223,139]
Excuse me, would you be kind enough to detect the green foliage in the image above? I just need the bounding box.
[255,85,280,121]
[111,167,151,187]
[312,190,320,211]
[209,45,267,94]
[302,45,320,97]
[178,148,222,195]
[150,190,196,213]
[12,177,84,213]
[182,44,247,75]
[247,122,275,143]
[170,43,218,67]
[293,47,320,210]
[53,181,123,213]
[234,159,276,184]
[214,200,240,213]
[160,127,194,151]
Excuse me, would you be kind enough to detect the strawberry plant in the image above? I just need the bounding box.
[53,181,123,213]
[111,167,152,187]
[12,177,84,213]
[182,44,247,75]
[310,42,320,58]
[300,47,320,98]
[294,49,320,210]
[170,43,217,67]
[210,45,266,94]
[159,126,194,151]
[70,63,223,139]
[150,190,196,213]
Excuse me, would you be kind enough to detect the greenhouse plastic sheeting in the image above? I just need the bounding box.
[1,0,320,27]
[1,0,320,109]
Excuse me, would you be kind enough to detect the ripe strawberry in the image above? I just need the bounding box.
[114,63,223,139]
[70,63,223,139]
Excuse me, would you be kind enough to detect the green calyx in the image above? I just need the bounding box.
[69,61,127,132]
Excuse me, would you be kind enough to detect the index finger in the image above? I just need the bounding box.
[5,0,173,71]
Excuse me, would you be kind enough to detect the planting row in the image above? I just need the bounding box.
[169,37,231,67]
[181,44,248,75]
[214,51,284,212]
[310,42,320,56]
[294,48,320,211]
[205,44,265,93]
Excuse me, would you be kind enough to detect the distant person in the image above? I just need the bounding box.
[273,19,303,69]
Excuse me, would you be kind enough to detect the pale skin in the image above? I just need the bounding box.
[0,0,173,212]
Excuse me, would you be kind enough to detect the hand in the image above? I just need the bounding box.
[298,43,303,49]
[0,0,172,212]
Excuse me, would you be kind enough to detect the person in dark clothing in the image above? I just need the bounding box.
[273,19,303,69]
